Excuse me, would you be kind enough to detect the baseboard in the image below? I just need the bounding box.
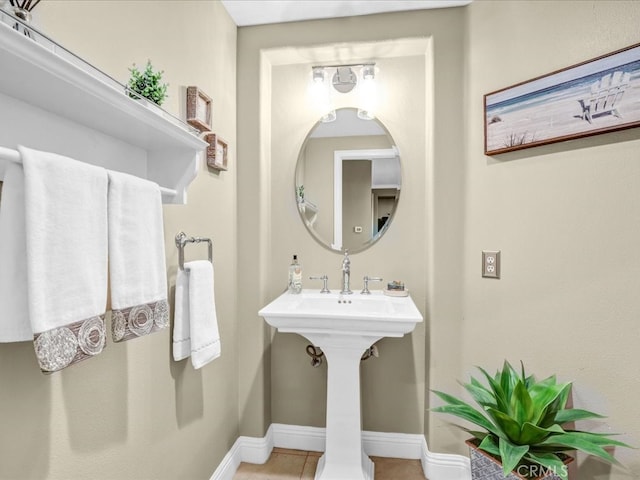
[420,437,471,480]
[209,425,274,480]
[208,438,242,480]
[271,423,325,452]
[209,423,470,480]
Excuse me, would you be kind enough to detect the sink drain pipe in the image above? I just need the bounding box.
[305,343,379,367]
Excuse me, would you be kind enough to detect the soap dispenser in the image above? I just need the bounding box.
[288,254,302,294]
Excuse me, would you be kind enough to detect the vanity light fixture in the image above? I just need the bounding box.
[311,62,376,94]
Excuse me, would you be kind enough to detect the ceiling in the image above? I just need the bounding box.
[220,0,472,27]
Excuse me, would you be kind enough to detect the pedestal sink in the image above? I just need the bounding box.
[259,290,423,480]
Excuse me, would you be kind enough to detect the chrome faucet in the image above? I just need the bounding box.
[340,250,353,295]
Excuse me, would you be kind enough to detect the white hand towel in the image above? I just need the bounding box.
[0,162,31,342]
[20,146,108,373]
[172,268,191,361]
[107,170,169,342]
[172,260,221,369]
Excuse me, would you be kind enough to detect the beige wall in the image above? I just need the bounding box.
[268,51,428,433]
[459,1,640,478]
[0,2,238,479]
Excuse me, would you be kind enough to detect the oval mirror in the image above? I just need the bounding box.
[295,108,401,253]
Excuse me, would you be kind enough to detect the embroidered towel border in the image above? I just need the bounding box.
[34,314,107,373]
[111,299,169,342]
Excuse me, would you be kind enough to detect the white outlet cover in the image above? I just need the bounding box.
[482,250,500,279]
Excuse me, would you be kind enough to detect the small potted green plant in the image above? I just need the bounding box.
[127,60,168,106]
[432,361,631,479]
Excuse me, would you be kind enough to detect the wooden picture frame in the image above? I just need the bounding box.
[484,42,640,155]
[204,133,228,171]
[186,86,212,132]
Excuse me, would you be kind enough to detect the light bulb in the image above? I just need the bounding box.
[362,65,375,81]
[321,110,337,123]
[312,67,325,83]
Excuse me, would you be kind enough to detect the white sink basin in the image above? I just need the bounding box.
[259,289,423,480]
[258,289,422,337]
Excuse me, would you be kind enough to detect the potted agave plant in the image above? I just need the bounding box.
[432,361,630,479]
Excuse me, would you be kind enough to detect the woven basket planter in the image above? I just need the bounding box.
[466,440,573,480]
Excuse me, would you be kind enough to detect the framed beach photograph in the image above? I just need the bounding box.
[186,86,212,132]
[484,42,640,155]
[204,133,228,171]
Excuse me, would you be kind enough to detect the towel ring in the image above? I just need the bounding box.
[175,231,213,270]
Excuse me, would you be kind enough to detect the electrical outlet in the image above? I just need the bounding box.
[482,250,500,279]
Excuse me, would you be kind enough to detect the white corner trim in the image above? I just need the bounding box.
[209,423,471,480]
[421,436,471,480]
[207,437,242,480]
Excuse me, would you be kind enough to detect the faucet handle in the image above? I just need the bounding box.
[361,276,383,295]
[309,275,331,293]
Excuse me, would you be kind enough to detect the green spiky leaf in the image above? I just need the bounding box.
[499,437,529,475]
[432,391,499,436]
[463,381,496,408]
[524,452,569,480]
[537,432,619,464]
[478,435,500,457]
[555,408,605,424]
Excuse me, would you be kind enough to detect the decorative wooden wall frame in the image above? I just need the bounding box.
[204,133,228,171]
[484,42,640,155]
[186,86,212,132]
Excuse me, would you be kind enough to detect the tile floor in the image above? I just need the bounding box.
[233,448,428,480]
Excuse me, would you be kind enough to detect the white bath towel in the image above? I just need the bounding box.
[0,162,31,342]
[173,260,221,369]
[14,147,108,373]
[107,170,169,342]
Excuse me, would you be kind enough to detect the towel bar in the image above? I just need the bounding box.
[175,231,213,270]
[0,146,177,198]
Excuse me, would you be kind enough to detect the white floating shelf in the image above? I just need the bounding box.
[0,10,206,204]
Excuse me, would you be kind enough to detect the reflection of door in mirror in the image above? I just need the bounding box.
[333,149,399,250]
[373,190,398,235]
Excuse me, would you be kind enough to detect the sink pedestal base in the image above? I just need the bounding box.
[315,451,374,480]
[305,334,381,480]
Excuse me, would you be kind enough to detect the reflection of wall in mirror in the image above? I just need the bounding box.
[302,137,334,244]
